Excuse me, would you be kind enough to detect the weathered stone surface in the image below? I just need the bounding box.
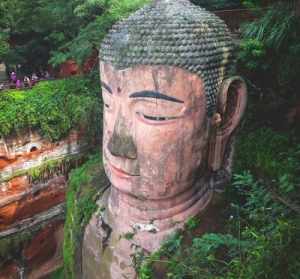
[0,176,28,206]
[0,261,19,279]
[0,129,88,182]
[83,186,212,279]
[25,221,64,279]
[0,203,64,240]
[0,176,66,231]
[0,220,64,279]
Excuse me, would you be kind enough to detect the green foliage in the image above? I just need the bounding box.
[63,153,109,279]
[0,0,18,57]
[0,0,82,71]
[238,39,266,71]
[238,2,300,99]
[242,3,297,50]
[47,268,64,279]
[241,0,261,10]
[235,128,300,202]
[123,232,135,240]
[1,0,149,69]
[234,128,298,177]
[226,173,300,279]
[0,76,101,141]
[136,128,300,279]
[185,217,201,231]
[0,230,32,266]
[0,33,9,60]
[53,0,150,66]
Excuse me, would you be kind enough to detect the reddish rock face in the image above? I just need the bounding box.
[0,221,64,279]
[0,176,28,202]
[0,176,66,230]
[0,130,85,173]
[0,129,87,230]
[59,60,81,78]
[83,49,99,74]
[0,261,19,279]
[27,222,64,279]
[0,129,89,277]
[24,221,63,272]
[287,102,300,126]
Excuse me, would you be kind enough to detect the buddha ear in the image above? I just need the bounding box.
[208,76,247,171]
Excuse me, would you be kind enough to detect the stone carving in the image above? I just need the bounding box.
[83,0,247,278]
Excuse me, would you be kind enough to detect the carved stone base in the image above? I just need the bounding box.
[82,190,135,279]
[82,186,212,279]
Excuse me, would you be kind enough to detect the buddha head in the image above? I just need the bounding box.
[100,0,247,204]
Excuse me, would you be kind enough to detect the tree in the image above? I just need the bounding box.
[238,0,300,101]
[0,0,149,72]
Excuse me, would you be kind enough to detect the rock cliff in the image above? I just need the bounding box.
[0,129,91,278]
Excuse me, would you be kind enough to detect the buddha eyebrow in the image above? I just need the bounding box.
[129,91,184,103]
[101,81,113,94]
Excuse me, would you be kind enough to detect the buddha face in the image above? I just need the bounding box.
[101,62,212,200]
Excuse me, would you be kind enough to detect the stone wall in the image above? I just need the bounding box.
[0,129,91,278]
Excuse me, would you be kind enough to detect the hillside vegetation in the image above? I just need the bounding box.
[0,75,101,141]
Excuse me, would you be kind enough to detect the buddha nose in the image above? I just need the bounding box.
[107,113,137,160]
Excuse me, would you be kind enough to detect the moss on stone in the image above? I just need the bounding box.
[63,153,109,279]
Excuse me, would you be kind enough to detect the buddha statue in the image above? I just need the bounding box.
[82,0,247,278]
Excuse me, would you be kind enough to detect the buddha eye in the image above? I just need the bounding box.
[137,112,177,122]
[144,115,167,121]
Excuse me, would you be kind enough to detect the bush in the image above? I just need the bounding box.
[47,268,64,279]
[238,2,300,100]
[0,75,101,141]
[234,128,299,178]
